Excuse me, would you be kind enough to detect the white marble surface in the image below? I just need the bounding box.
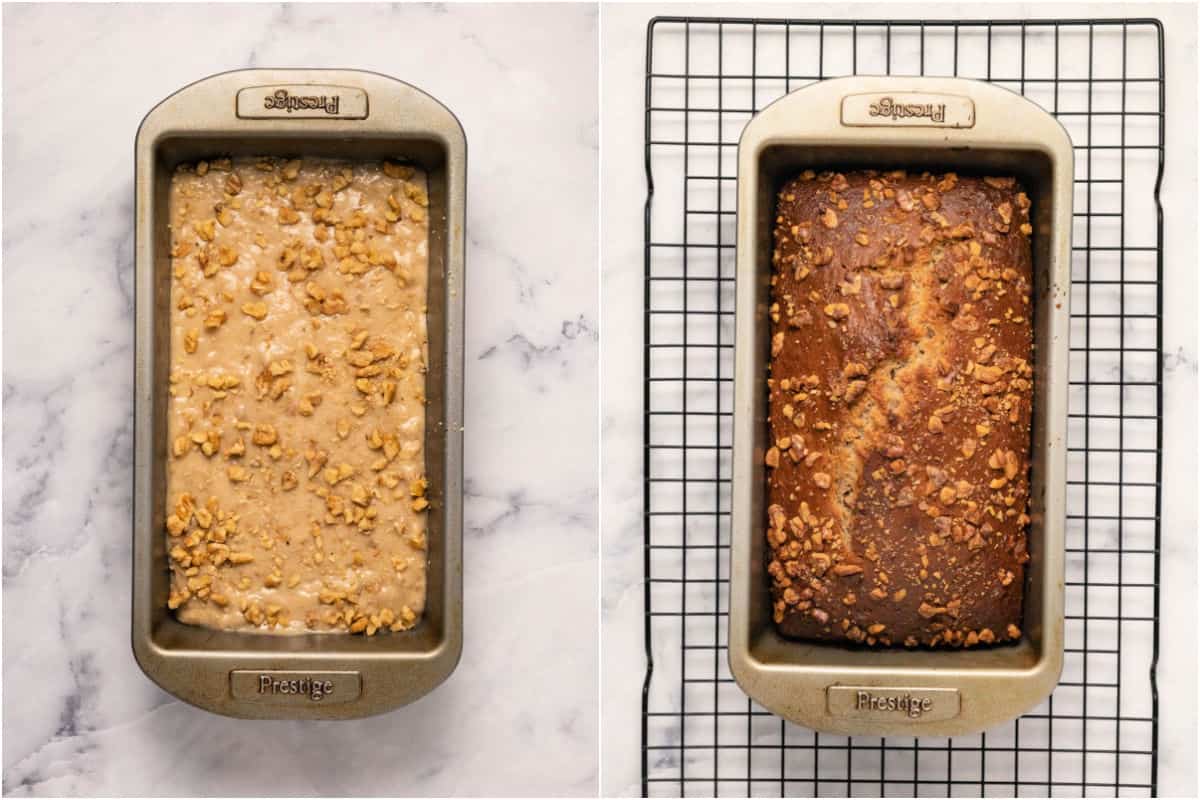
[2,3,597,796]
[601,3,1197,796]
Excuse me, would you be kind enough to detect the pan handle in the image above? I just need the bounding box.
[740,75,1073,152]
[236,83,370,120]
[137,69,468,138]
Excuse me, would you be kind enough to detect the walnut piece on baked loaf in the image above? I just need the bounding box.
[765,169,1034,649]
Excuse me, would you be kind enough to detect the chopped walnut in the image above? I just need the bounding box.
[771,332,784,357]
[765,447,781,468]
[241,302,268,320]
[194,219,216,242]
[203,309,227,330]
[974,364,1003,384]
[1003,450,1020,480]
[250,271,274,295]
[918,602,947,619]
[251,424,277,446]
[844,380,867,403]
[823,303,850,320]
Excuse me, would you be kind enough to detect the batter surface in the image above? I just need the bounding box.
[165,156,430,635]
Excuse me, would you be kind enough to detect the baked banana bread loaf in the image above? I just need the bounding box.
[765,169,1034,648]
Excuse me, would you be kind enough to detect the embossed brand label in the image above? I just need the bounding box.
[827,686,961,721]
[236,85,368,120]
[841,93,975,128]
[230,670,362,704]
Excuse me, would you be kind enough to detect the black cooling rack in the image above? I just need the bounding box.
[642,17,1164,798]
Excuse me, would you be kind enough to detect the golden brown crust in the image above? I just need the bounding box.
[765,169,1033,648]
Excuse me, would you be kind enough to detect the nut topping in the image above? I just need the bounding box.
[165,157,432,633]
[766,171,1032,649]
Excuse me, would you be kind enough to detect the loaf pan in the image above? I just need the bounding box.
[133,69,465,719]
[730,76,1072,736]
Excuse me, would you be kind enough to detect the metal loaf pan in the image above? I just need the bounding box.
[730,76,1072,736]
[133,69,465,719]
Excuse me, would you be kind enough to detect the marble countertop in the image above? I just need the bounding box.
[601,2,1197,797]
[2,3,598,796]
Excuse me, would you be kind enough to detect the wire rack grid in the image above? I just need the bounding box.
[641,17,1164,798]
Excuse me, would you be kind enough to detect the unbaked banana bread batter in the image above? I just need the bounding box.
[165,156,430,635]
